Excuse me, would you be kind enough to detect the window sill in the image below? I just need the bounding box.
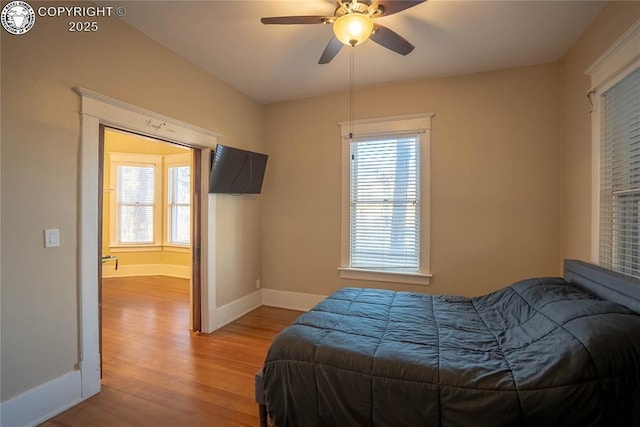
[109,244,190,253]
[109,245,162,253]
[163,244,190,253]
[338,267,432,286]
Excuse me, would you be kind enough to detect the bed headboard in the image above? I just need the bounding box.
[564,259,640,314]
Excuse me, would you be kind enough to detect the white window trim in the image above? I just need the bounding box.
[338,267,432,286]
[164,153,192,248]
[339,113,434,286]
[110,245,162,253]
[587,20,640,263]
[108,152,193,252]
[109,152,163,250]
[163,244,191,253]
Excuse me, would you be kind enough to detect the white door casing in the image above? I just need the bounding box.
[76,87,219,398]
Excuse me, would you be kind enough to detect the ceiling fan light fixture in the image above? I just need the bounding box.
[333,13,374,46]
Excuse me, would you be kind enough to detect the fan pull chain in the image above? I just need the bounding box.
[349,45,355,140]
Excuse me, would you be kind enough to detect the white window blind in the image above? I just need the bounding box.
[600,67,640,277]
[350,134,420,271]
[117,164,155,244]
[168,165,191,245]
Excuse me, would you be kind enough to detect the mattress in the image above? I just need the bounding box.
[262,277,640,426]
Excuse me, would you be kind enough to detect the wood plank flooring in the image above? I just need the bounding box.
[40,276,302,426]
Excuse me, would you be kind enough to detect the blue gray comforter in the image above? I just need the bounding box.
[263,278,640,426]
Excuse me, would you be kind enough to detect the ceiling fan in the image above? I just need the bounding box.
[261,0,427,64]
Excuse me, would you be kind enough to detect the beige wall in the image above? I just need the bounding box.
[262,63,563,298]
[2,0,637,410]
[1,3,264,400]
[561,2,640,261]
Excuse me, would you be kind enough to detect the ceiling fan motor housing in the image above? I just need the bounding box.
[335,0,373,18]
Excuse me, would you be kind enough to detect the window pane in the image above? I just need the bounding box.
[171,206,191,245]
[600,67,640,277]
[117,164,155,244]
[612,192,640,275]
[350,135,420,271]
[119,205,154,243]
[118,165,155,204]
[169,166,190,204]
[168,165,190,245]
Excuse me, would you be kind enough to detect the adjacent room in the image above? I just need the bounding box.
[1,0,639,426]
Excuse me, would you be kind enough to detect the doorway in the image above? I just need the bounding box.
[98,127,203,375]
[77,87,219,399]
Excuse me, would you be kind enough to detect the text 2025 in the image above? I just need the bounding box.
[68,21,98,32]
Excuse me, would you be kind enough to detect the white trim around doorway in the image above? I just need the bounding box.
[76,87,220,401]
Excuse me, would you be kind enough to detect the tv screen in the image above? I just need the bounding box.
[209,144,268,194]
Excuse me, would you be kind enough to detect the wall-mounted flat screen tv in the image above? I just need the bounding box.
[209,144,268,194]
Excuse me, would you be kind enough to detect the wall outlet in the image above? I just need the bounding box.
[256,278,261,289]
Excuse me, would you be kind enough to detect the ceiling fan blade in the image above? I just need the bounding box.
[319,37,344,64]
[261,16,330,25]
[370,24,415,56]
[373,0,427,17]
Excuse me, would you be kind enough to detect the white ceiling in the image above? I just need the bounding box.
[114,0,605,104]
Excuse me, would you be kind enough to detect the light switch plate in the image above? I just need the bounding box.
[44,228,60,248]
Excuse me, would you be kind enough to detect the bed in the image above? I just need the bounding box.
[257,260,640,426]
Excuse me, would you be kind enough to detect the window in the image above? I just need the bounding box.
[117,164,156,244]
[588,21,640,277]
[109,152,191,251]
[110,153,162,248]
[339,114,433,285]
[350,135,420,271]
[166,155,191,246]
[599,68,640,276]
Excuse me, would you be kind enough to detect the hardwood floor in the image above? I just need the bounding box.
[41,276,302,426]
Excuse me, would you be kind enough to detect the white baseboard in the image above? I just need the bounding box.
[261,288,327,312]
[215,289,263,329]
[162,264,191,278]
[0,370,82,427]
[102,263,190,279]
